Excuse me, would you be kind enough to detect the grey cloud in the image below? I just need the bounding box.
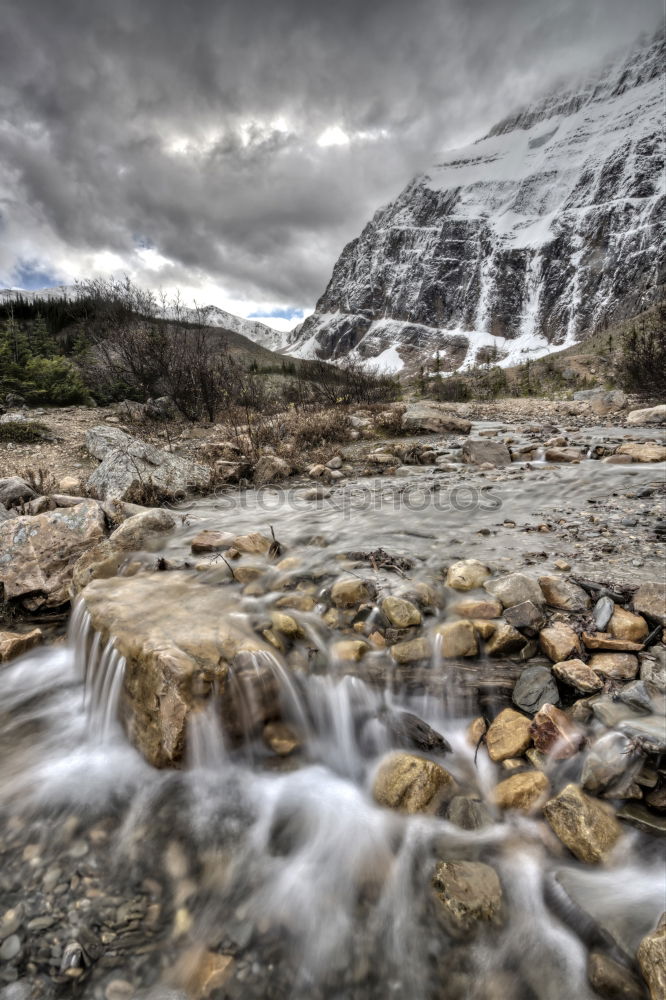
[0,0,662,309]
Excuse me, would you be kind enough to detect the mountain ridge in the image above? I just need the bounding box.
[285,30,665,374]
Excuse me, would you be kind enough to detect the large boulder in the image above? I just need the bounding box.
[107,508,177,551]
[626,404,666,426]
[0,501,107,608]
[400,402,471,435]
[461,439,511,467]
[589,390,627,415]
[81,573,284,767]
[85,426,211,501]
[616,443,666,463]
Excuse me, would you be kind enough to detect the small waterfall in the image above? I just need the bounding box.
[187,698,229,771]
[68,595,126,743]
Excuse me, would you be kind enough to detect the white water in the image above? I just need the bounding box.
[0,461,664,997]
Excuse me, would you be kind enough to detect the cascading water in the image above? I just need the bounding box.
[0,460,664,999]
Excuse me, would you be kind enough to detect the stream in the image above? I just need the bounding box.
[0,456,664,999]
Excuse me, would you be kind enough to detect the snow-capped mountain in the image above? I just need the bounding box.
[0,287,287,352]
[197,306,287,352]
[286,31,665,374]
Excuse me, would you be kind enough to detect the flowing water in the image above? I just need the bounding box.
[0,459,664,999]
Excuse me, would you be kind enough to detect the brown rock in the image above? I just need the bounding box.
[331,639,369,662]
[633,582,666,626]
[446,559,491,591]
[530,703,585,759]
[231,532,273,555]
[473,619,497,640]
[608,606,648,643]
[589,653,639,681]
[373,752,457,813]
[263,721,300,756]
[587,952,645,1000]
[538,576,591,611]
[82,572,282,767]
[0,627,43,663]
[467,716,487,747]
[70,540,127,594]
[168,947,235,999]
[485,623,527,656]
[381,596,422,627]
[583,632,644,652]
[637,914,666,1000]
[270,611,304,639]
[544,447,582,463]
[190,529,235,554]
[485,709,532,762]
[493,771,550,812]
[552,658,603,693]
[432,860,502,935]
[486,573,544,609]
[108,508,176,551]
[331,577,373,607]
[539,621,581,662]
[617,443,666,463]
[436,620,478,658]
[543,783,622,863]
[0,501,107,608]
[453,598,503,619]
[390,636,432,663]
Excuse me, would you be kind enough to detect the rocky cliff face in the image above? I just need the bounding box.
[286,32,665,373]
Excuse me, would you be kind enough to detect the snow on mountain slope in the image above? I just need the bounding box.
[286,31,665,373]
[0,287,287,352]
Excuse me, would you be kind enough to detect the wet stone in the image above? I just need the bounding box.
[446,796,492,830]
[538,576,590,612]
[432,861,502,936]
[587,952,645,1000]
[503,600,545,636]
[539,622,580,662]
[552,658,603,694]
[493,771,550,812]
[513,664,559,714]
[530,703,585,760]
[588,653,639,681]
[544,783,622,863]
[485,709,532,762]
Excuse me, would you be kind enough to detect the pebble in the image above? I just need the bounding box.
[0,935,21,961]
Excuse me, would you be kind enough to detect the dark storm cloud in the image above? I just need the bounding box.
[0,0,662,312]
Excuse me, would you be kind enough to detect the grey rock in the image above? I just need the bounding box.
[593,596,615,631]
[486,573,544,609]
[0,934,21,961]
[618,680,654,714]
[641,649,666,694]
[513,664,559,714]
[85,426,211,502]
[461,439,512,467]
[503,600,545,636]
[0,477,36,509]
[446,795,492,830]
[400,402,471,435]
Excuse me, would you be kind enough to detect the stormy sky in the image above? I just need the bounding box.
[0,0,662,330]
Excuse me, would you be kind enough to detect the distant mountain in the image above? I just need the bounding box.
[0,286,288,353]
[285,30,665,374]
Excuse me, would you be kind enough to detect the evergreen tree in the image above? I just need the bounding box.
[29,313,56,357]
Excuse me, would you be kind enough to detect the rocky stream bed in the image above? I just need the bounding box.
[0,401,665,1000]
